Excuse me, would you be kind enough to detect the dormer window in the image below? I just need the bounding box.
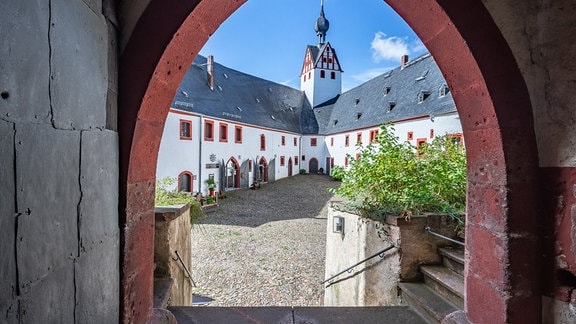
[333,119,338,125]
[439,84,450,97]
[223,73,229,79]
[356,112,363,120]
[355,98,360,105]
[418,91,430,103]
[384,86,391,95]
[387,101,396,112]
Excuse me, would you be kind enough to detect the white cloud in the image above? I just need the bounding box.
[370,32,409,63]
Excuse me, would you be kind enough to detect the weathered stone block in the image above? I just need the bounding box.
[15,124,80,287]
[50,0,107,130]
[19,263,75,323]
[79,129,119,252]
[75,233,120,323]
[0,121,17,324]
[0,1,51,124]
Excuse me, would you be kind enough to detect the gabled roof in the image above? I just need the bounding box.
[172,54,456,136]
[317,53,456,135]
[302,42,343,72]
[172,56,312,133]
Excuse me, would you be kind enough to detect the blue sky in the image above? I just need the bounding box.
[199,0,427,91]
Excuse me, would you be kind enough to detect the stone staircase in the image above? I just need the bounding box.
[399,246,465,323]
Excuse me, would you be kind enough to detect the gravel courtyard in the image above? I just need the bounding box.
[190,174,340,307]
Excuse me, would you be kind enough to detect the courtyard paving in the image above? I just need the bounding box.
[190,174,340,307]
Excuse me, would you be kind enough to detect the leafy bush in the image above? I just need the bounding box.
[331,165,345,181]
[299,169,307,175]
[155,177,205,226]
[330,124,466,226]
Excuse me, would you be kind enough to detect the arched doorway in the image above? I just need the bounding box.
[177,171,193,192]
[309,158,319,174]
[288,157,293,177]
[225,157,240,189]
[119,1,539,322]
[258,156,269,183]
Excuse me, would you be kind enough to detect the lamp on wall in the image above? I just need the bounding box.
[333,216,345,233]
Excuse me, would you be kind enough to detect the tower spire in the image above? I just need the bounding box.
[314,0,329,45]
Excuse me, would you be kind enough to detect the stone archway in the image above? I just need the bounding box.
[225,157,241,189]
[119,1,539,322]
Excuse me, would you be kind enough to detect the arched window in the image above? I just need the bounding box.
[330,71,336,79]
[320,70,325,78]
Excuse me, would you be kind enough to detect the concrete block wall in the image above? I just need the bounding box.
[0,1,120,322]
[324,203,459,307]
[154,205,194,306]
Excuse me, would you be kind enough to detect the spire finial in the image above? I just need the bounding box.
[314,0,330,45]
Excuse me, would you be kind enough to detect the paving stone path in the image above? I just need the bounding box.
[190,174,340,307]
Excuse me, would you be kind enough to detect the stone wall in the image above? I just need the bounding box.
[0,1,120,322]
[154,205,193,306]
[324,202,459,306]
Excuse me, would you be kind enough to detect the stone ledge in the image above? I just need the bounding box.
[155,204,190,222]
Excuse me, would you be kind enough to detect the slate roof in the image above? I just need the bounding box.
[317,53,456,135]
[172,56,311,134]
[171,53,455,136]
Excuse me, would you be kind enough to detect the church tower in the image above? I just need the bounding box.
[300,1,343,108]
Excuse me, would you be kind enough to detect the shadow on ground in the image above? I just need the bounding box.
[197,174,340,228]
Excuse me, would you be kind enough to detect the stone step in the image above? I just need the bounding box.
[168,306,427,324]
[420,265,464,309]
[399,282,459,323]
[438,246,465,276]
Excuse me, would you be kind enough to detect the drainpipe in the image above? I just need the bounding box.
[198,115,203,193]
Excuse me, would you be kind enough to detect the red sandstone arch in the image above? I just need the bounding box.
[119,0,539,322]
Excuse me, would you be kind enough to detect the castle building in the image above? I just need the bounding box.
[156,3,462,195]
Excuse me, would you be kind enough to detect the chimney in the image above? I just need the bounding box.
[401,55,409,69]
[207,55,214,90]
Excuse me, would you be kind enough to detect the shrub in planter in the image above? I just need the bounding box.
[331,166,345,181]
[155,177,205,226]
[330,124,466,229]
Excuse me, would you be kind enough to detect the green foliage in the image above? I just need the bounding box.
[331,165,345,181]
[205,178,217,190]
[330,124,466,226]
[299,169,307,175]
[155,177,205,225]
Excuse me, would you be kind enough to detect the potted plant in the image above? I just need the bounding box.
[205,178,217,196]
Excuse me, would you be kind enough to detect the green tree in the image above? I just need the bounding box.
[331,124,466,226]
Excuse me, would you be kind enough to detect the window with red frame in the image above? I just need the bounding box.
[281,136,286,146]
[280,156,285,166]
[180,120,192,140]
[235,126,243,143]
[344,156,348,166]
[204,120,214,141]
[345,134,350,147]
[369,129,379,143]
[330,137,334,146]
[260,134,266,151]
[416,138,427,154]
[294,137,297,146]
[356,153,361,160]
[356,132,362,145]
[310,138,317,146]
[407,131,414,141]
[430,129,434,139]
[295,156,299,165]
[330,157,334,167]
[219,123,228,142]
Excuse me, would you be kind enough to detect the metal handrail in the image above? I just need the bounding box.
[320,245,396,285]
[172,250,197,287]
[424,226,465,247]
